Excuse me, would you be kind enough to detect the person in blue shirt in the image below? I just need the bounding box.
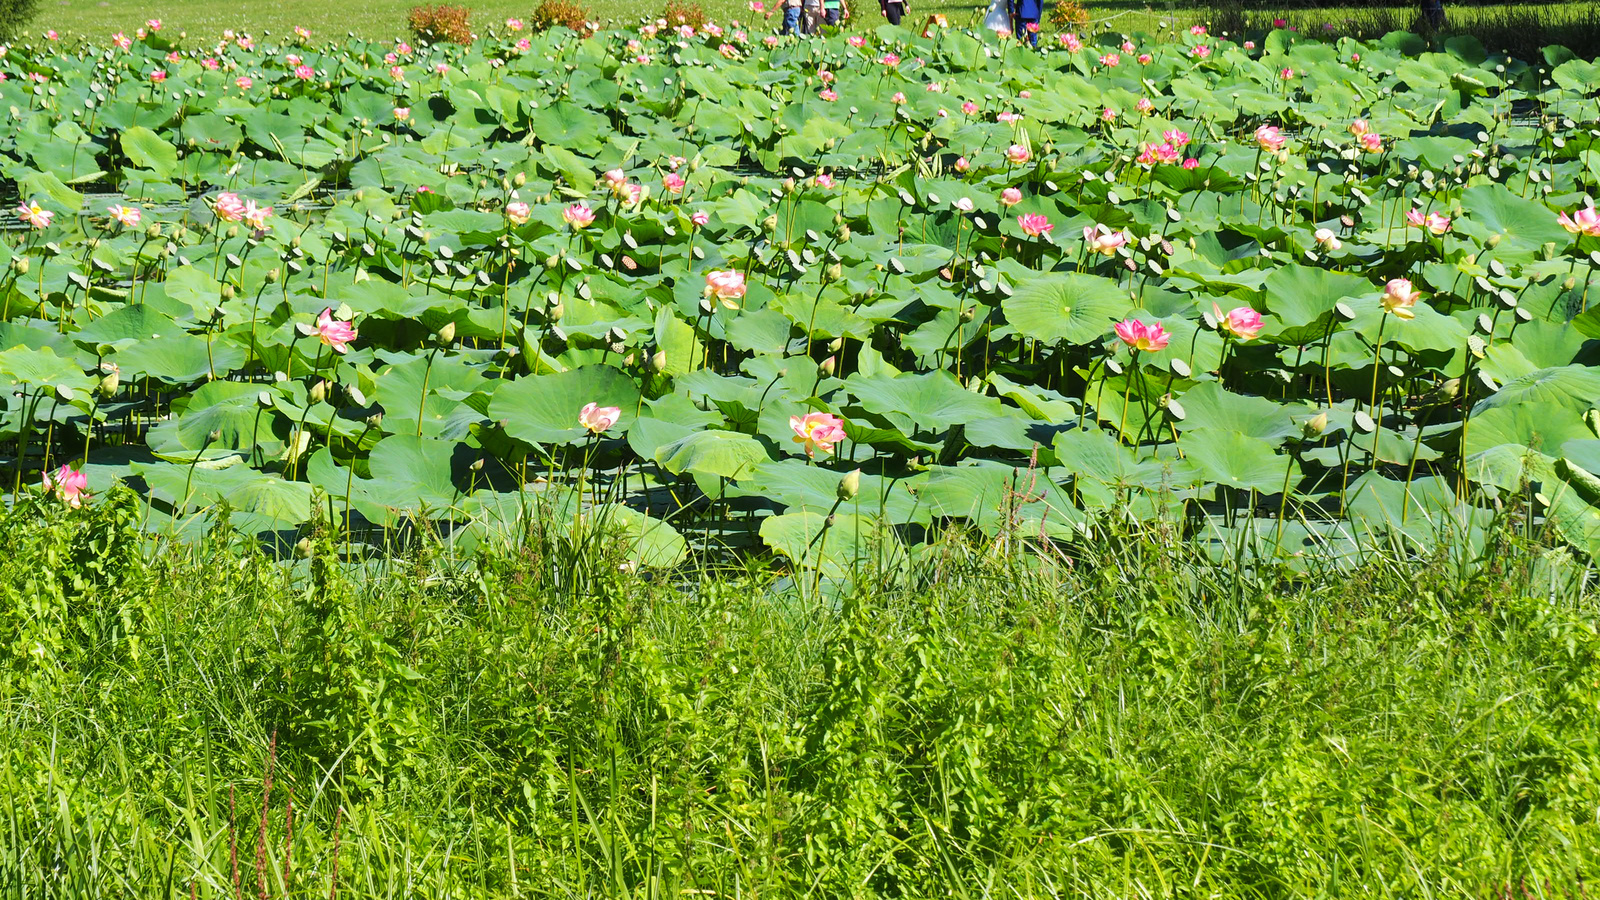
[1013,0,1041,46]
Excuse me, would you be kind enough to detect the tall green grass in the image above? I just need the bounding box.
[1,491,1598,896]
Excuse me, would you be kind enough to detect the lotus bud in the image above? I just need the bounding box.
[207,428,222,444]
[97,369,119,397]
[471,457,485,471]
[818,356,836,376]
[1486,233,1501,248]
[11,258,27,275]
[782,177,796,194]
[220,283,235,301]
[266,267,280,284]
[837,468,861,501]
[839,224,851,241]
[1302,412,1327,438]
[960,306,976,322]
[547,302,564,321]
[365,412,384,429]
[761,214,779,234]
[145,223,162,239]
[172,225,187,241]
[290,235,301,249]
[226,225,239,239]
[513,171,526,186]
[545,254,560,268]
[435,321,457,345]
[294,537,314,558]
[827,338,844,352]
[825,262,843,283]
[651,349,667,372]
[309,380,328,404]
[1565,276,1578,291]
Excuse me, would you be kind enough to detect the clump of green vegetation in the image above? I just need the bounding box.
[661,0,708,28]
[1,492,1596,895]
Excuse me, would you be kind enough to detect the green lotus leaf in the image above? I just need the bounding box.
[655,430,767,480]
[489,365,641,445]
[1179,427,1296,494]
[1001,271,1129,346]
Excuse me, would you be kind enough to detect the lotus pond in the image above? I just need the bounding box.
[3,21,1600,574]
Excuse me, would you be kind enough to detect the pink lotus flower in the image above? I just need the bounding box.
[1164,129,1191,148]
[515,38,531,51]
[999,188,1023,207]
[1099,52,1120,67]
[1137,53,1152,64]
[704,270,747,308]
[1102,107,1117,122]
[1314,228,1342,250]
[1084,224,1129,256]
[1358,132,1382,153]
[691,210,710,227]
[1005,144,1030,165]
[579,402,621,434]
[1114,319,1171,352]
[1182,158,1200,169]
[506,16,525,30]
[15,200,52,229]
[1060,32,1082,51]
[1279,67,1294,79]
[390,66,405,80]
[294,65,315,80]
[107,204,141,228]
[112,31,132,50]
[996,110,1020,123]
[316,308,358,353]
[891,91,907,104]
[879,53,900,66]
[1273,17,1287,27]
[235,76,253,90]
[1213,303,1264,341]
[506,201,531,224]
[1406,209,1451,235]
[1135,98,1154,114]
[150,70,167,83]
[242,201,272,231]
[45,29,57,39]
[1190,24,1206,34]
[954,156,970,172]
[394,106,411,122]
[815,173,836,189]
[791,412,846,457]
[1558,206,1600,236]
[202,57,220,70]
[1244,40,1256,49]
[819,68,835,83]
[719,42,738,58]
[819,88,838,101]
[954,197,974,212]
[1255,124,1287,152]
[146,17,162,31]
[961,101,979,115]
[212,192,246,223]
[42,465,88,508]
[1348,119,1369,137]
[1018,214,1052,237]
[848,35,866,47]
[1121,40,1135,52]
[166,51,181,63]
[1191,44,1211,59]
[563,204,595,229]
[663,173,686,194]
[1381,278,1419,320]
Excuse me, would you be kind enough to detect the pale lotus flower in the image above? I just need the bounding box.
[818,68,834,83]
[1137,52,1152,64]
[1060,32,1082,51]
[1313,227,1342,250]
[579,402,621,434]
[505,201,531,224]
[1358,132,1382,153]
[1121,40,1135,52]
[1348,118,1369,137]
[1114,319,1171,352]
[1005,144,1030,165]
[1254,124,1286,152]
[891,91,906,104]
[15,200,52,229]
[603,169,627,189]
[1084,224,1129,256]
[390,66,405,80]
[1099,52,1120,67]
[1018,214,1052,237]
[107,204,141,228]
[242,201,272,231]
[212,192,246,223]
[790,412,847,457]
[316,308,358,353]
[704,270,747,308]
[563,204,596,229]
[1213,303,1264,340]
[1135,98,1154,114]
[1406,209,1451,235]
[505,16,525,30]
[394,106,411,121]
[1165,129,1192,148]
[1381,278,1419,320]
[1557,206,1600,236]
[996,111,1020,124]
[42,465,89,508]
[999,187,1022,207]
[954,197,974,212]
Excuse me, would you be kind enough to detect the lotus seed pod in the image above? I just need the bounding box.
[837,468,861,501]
[436,321,457,345]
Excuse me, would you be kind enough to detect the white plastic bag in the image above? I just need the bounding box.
[981,0,1012,33]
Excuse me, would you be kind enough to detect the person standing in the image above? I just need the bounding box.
[879,0,905,26]
[823,0,844,27]
[1013,0,1041,46]
[781,0,802,34]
